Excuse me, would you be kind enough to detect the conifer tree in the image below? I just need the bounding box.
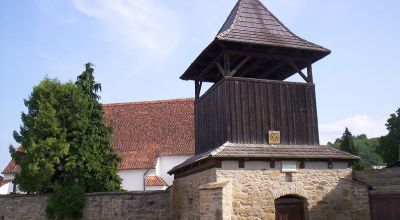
[10,63,121,218]
[339,128,355,153]
[338,128,363,170]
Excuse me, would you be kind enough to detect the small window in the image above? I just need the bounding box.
[299,161,305,169]
[270,160,276,168]
[238,160,245,168]
[328,161,333,169]
[282,161,297,172]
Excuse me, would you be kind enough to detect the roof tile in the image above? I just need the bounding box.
[103,98,195,170]
[145,175,168,186]
[217,0,329,52]
[3,98,195,174]
[169,142,359,174]
[2,159,20,174]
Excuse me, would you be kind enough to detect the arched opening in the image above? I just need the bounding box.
[275,195,307,220]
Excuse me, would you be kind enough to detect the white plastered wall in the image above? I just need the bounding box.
[146,185,168,191]
[0,183,13,194]
[3,174,15,180]
[118,169,155,191]
[221,160,349,170]
[156,155,193,186]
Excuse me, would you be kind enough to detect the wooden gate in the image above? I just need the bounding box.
[370,194,400,220]
[275,195,305,220]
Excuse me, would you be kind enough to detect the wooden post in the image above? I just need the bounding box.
[216,62,225,76]
[12,179,16,193]
[195,80,202,99]
[224,52,230,75]
[307,64,313,83]
[229,56,251,76]
[289,61,309,83]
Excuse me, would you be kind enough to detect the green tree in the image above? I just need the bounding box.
[354,137,384,169]
[340,128,363,170]
[378,108,400,165]
[339,128,356,154]
[73,63,121,192]
[10,63,121,218]
[328,129,385,170]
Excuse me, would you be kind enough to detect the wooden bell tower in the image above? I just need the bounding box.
[180,0,331,155]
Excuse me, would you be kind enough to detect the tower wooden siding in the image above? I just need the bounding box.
[195,77,319,154]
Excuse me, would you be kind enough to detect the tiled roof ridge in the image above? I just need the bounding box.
[210,142,229,156]
[103,98,194,107]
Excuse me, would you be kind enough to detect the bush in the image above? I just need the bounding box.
[46,184,85,219]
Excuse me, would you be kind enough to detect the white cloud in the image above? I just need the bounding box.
[71,0,180,60]
[319,114,387,144]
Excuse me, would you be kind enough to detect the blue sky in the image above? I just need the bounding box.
[1,0,399,172]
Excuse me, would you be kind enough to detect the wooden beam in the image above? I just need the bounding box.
[307,64,313,83]
[196,52,223,80]
[240,58,264,77]
[227,49,311,62]
[195,80,203,99]
[224,52,230,75]
[216,61,225,76]
[297,70,309,83]
[259,61,288,79]
[229,56,252,76]
[289,61,309,83]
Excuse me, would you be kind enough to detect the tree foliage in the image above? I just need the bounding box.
[328,128,384,170]
[378,108,400,165]
[339,128,356,154]
[46,184,85,219]
[10,63,121,218]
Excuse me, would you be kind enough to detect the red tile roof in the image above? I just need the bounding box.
[145,175,168,186]
[2,147,23,174]
[2,160,20,174]
[2,98,195,173]
[102,98,195,170]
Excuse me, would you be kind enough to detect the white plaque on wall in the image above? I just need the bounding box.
[281,161,297,172]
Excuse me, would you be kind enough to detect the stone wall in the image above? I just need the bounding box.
[171,168,217,220]
[172,165,371,220]
[0,191,171,220]
[0,166,372,220]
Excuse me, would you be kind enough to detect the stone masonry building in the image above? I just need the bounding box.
[169,0,371,219]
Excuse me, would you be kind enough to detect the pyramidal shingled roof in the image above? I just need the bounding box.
[216,0,329,52]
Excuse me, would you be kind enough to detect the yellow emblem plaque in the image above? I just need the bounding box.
[268,131,281,144]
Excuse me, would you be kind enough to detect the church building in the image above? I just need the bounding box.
[1,0,374,219]
[2,99,195,192]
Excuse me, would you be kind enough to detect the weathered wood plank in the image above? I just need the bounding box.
[235,80,243,143]
[241,81,250,143]
[229,81,237,143]
[248,82,257,144]
[254,82,263,143]
[194,77,319,154]
[260,83,269,143]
